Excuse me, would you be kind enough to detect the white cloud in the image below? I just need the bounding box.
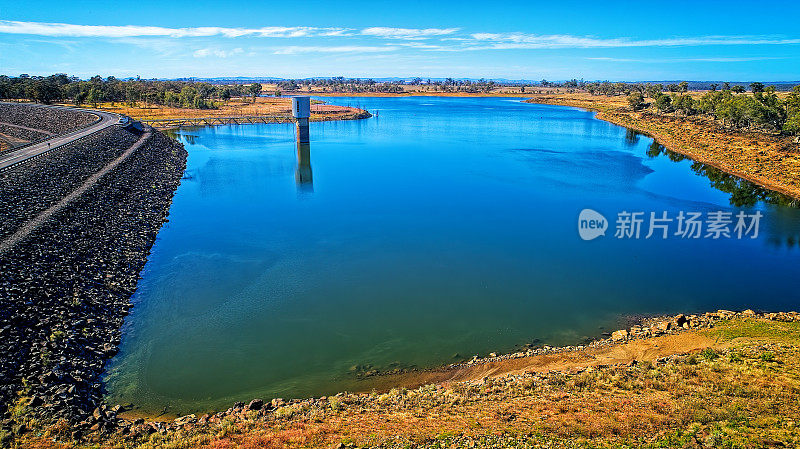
[273,46,398,55]
[112,38,185,57]
[3,19,798,57]
[361,27,459,40]
[468,33,800,49]
[193,47,244,58]
[586,56,786,63]
[0,20,350,38]
[395,42,443,49]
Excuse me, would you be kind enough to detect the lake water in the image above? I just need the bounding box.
[105,96,800,415]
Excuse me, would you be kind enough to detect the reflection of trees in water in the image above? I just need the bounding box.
[645,140,798,208]
[624,129,641,147]
[763,207,800,249]
[690,164,798,208]
[646,141,689,163]
[180,134,199,145]
[640,137,800,249]
[163,130,199,145]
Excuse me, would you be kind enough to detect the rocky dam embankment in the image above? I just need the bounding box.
[0,103,187,438]
[0,103,98,152]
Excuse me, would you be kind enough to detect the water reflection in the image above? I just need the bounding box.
[295,142,313,192]
[164,129,199,145]
[645,141,798,209]
[624,129,641,147]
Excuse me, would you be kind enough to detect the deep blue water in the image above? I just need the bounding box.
[105,96,800,414]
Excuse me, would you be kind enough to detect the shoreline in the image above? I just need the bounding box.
[0,104,188,440]
[142,108,373,130]
[119,308,795,421]
[275,91,800,202]
[17,308,799,447]
[524,94,800,202]
[89,97,372,130]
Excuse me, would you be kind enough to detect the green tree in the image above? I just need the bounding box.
[26,79,61,104]
[179,86,200,108]
[86,86,102,108]
[219,87,231,104]
[749,82,764,94]
[247,83,262,103]
[656,94,673,113]
[673,94,695,115]
[644,83,663,98]
[782,85,800,135]
[627,92,646,111]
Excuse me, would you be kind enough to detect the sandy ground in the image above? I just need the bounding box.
[358,331,721,393]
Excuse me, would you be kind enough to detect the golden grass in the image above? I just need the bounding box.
[89,97,367,123]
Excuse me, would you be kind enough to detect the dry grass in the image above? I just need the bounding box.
[89,97,367,123]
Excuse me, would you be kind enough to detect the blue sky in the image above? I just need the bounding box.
[1,0,799,81]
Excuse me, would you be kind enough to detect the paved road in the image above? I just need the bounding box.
[0,106,119,171]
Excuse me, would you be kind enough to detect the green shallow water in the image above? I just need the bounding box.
[105,96,800,415]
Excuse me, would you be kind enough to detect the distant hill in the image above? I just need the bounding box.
[126,76,799,91]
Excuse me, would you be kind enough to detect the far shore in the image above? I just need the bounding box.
[299,90,800,202]
[40,97,372,130]
[68,91,800,200]
[522,92,800,202]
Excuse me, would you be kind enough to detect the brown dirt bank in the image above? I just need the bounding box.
[357,331,719,394]
[525,93,800,201]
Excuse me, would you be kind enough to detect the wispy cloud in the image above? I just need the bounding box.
[3,20,797,52]
[273,46,398,55]
[395,42,443,49]
[361,27,459,40]
[193,47,244,58]
[586,56,787,63]
[468,33,800,49]
[111,37,186,57]
[27,39,80,53]
[0,20,350,38]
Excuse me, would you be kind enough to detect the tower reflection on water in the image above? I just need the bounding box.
[295,142,313,192]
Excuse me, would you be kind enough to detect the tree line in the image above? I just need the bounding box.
[620,82,800,135]
[0,74,264,109]
[273,77,503,94]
